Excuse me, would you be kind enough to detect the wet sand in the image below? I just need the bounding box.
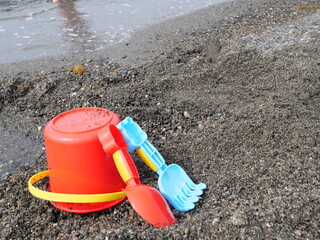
[0,0,319,239]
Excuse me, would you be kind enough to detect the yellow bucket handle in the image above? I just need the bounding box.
[28,170,126,203]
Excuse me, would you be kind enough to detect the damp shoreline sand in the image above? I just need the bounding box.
[0,0,319,239]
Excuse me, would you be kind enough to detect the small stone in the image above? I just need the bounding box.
[212,218,220,226]
[231,217,246,226]
[295,230,302,237]
[184,111,191,118]
[164,108,171,114]
[46,208,53,214]
[231,210,246,226]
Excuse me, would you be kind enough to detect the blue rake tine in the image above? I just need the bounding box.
[186,180,207,191]
[178,190,199,204]
[176,201,195,212]
[163,192,195,212]
[176,194,197,209]
[182,183,203,197]
[178,167,206,197]
[177,165,206,191]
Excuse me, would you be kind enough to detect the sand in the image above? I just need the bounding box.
[0,0,319,239]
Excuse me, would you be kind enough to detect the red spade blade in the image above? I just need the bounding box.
[125,184,177,227]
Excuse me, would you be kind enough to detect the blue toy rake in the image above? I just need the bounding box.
[117,117,206,212]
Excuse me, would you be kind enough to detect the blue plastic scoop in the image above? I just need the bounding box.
[117,117,206,212]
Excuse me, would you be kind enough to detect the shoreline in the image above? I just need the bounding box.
[0,0,319,238]
[0,0,250,76]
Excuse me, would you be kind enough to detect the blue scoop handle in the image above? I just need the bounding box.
[117,117,167,175]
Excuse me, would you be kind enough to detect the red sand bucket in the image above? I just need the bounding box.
[41,107,126,213]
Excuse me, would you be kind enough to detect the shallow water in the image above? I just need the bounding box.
[0,0,230,64]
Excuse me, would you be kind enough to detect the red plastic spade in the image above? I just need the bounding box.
[98,124,177,227]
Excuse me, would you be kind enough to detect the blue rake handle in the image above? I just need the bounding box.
[116,117,167,174]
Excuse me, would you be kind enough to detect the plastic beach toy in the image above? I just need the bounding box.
[98,124,177,227]
[117,117,206,212]
[28,108,127,213]
[28,170,126,203]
